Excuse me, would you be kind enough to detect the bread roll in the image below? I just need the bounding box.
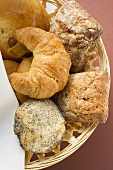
[53,71,110,124]
[14,99,66,153]
[0,0,50,60]
[50,0,103,73]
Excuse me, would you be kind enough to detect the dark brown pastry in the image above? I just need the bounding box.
[50,0,103,73]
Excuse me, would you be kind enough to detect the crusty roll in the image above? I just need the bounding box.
[50,0,103,73]
[53,71,110,124]
[0,0,50,60]
[9,27,71,99]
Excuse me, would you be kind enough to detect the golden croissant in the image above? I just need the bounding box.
[0,0,50,60]
[9,27,71,99]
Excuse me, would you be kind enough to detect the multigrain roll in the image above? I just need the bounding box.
[53,71,110,124]
[50,0,103,73]
[14,99,66,153]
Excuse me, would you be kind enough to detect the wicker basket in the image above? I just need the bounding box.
[25,1,110,169]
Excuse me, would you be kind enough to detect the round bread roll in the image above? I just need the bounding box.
[14,99,66,153]
[0,0,50,60]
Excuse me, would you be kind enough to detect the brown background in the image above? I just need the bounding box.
[46,0,113,170]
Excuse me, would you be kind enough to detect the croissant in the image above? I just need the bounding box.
[15,57,33,103]
[0,0,50,60]
[9,27,71,99]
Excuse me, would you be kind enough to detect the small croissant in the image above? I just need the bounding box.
[9,27,71,99]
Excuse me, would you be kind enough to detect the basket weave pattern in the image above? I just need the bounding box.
[25,1,110,169]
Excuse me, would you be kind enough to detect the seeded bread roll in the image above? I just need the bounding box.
[14,99,66,153]
[53,71,110,124]
[50,0,103,73]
